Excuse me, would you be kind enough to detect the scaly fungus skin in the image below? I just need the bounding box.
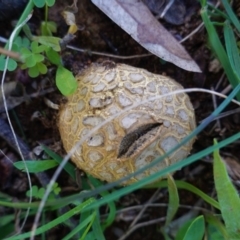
[58,63,196,185]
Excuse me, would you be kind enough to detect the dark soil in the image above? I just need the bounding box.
[0,0,240,239]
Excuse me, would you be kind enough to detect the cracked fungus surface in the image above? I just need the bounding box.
[58,63,196,185]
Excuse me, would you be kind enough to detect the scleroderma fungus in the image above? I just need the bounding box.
[58,63,196,185]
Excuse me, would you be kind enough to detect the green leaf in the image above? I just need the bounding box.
[37,187,46,199]
[183,215,205,240]
[0,56,6,71]
[205,213,228,240]
[12,36,30,51]
[145,180,220,210]
[12,44,19,53]
[20,63,28,70]
[0,56,17,71]
[41,22,51,36]
[46,47,61,65]
[175,220,193,240]
[213,139,240,239]
[91,213,105,240]
[14,160,58,173]
[31,41,46,53]
[221,0,240,32]
[165,175,179,226]
[224,23,240,77]
[22,23,34,40]
[20,47,32,58]
[33,0,45,8]
[26,184,58,200]
[26,185,39,198]
[34,36,61,51]
[200,7,240,100]
[206,224,225,240]
[46,0,55,7]
[31,41,39,53]
[41,21,57,36]
[25,55,37,68]
[6,58,18,71]
[56,65,77,95]
[46,21,57,32]
[28,65,39,78]
[52,183,61,195]
[37,62,48,74]
[33,53,44,63]
[22,38,31,48]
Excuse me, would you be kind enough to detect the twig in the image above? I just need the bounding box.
[118,216,165,240]
[0,47,21,60]
[129,188,161,227]
[66,45,152,59]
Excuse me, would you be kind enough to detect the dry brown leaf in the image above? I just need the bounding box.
[91,0,201,72]
[61,0,79,48]
[61,1,78,35]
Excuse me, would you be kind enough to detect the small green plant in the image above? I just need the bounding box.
[0,55,18,71]
[26,183,61,200]
[40,21,57,36]
[20,41,47,77]
[33,0,55,8]
[0,0,77,96]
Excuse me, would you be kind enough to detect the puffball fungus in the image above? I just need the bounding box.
[58,63,196,185]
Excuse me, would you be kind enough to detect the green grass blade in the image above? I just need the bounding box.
[175,220,193,240]
[145,180,220,210]
[183,215,205,240]
[205,213,228,240]
[87,175,116,229]
[221,0,240,32]
[91,214,106,240]
[223,22,240,77]
[79,211,96,240]
[201,7,240,100]
[79,209,91,238]
[205,4,228,19]
[42,145,76,180]
[213,140,240,239]
[164,175,179,226]
[5,198,95,240]
[62,211,96,240]
[200,0,207,7]
[14,160,58,173]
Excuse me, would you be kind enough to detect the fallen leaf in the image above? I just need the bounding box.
[91,0,201,72]
[61,0,79,48]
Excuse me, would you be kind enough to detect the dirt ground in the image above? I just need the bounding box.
[0,0,240,239]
